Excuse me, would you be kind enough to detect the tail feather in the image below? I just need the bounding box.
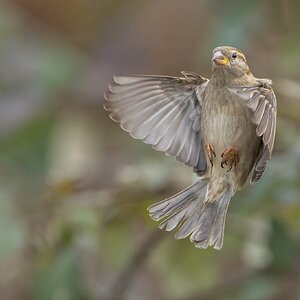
[208,191,231,249]
[148,180,207,222]
[147,179,234,250]
[191,190,231,250]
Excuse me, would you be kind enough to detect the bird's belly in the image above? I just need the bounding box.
[201,95,260,185]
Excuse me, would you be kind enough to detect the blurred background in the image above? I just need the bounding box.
[1,0,300,299]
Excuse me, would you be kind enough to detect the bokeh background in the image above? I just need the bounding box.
[1,0,300,299]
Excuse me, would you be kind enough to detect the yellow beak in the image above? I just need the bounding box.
[212,51,229,66]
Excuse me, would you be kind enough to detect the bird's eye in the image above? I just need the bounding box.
[232,52,237,59]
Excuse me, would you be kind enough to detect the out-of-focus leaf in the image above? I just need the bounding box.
[0,190,25,260]
[0,115,54,174]
[101,222,133,269]
[31,46,82,93]
[34,247,83,300]
[151,240,218,299]
[268,218,296,271]
[238,276,279,300]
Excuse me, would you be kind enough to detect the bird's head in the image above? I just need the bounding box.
[211,46,250,81]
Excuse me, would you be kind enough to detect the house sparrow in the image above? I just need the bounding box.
[104,46,277,250]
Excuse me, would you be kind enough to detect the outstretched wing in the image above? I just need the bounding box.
[104,71,209,173]
[228,80,277,183]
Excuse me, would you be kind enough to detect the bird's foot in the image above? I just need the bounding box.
[221,146,239,171]
[205,143,216,166]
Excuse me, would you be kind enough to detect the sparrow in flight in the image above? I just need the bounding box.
[104,46,277,250]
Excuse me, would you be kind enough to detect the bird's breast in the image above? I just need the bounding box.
[202,89,252,149]
[201,87,259,185]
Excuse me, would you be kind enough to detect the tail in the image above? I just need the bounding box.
[147,178,235,250]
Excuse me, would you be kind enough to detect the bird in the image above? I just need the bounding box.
[104,46,277,250]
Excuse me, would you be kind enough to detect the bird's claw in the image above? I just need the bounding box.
[221,146,239,171]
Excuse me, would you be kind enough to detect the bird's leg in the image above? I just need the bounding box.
[221,146,239,171]
[205,143,216,166]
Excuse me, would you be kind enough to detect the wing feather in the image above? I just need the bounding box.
[256,104,270,136]
[104,72,209,170]
[253,98,267,125]
[228,81,277,183]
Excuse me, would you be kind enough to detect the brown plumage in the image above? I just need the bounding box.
[104,46,277,250]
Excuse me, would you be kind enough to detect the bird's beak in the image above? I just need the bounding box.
[212,51,229,66]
